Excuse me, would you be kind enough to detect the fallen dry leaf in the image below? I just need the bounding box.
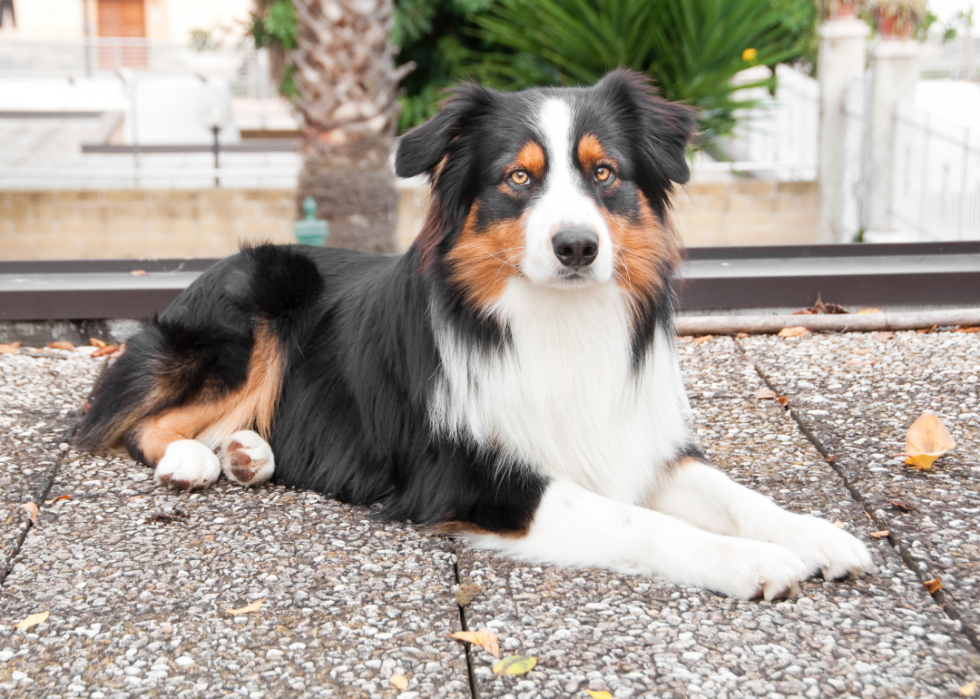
[776,396,789,407]
[448,628,500,658]
[814,296,848,314]
[890,500,917,512]
[924,577,943,594]
[492,655,537,676]
[130,269,148,276]
[692,335,713,343]
[873,331,895,342]
[89,337,107,348]
[953,326,980,333]
[47,341,75,351]
[834,519,844,529]
[110,344,127,359]
[869,530,891,539]
[736,332,750,339]
[777,326,810,338]
[824,455,837,463]
[858,308,882,314]
[754,388,777,400]
[91,344,119,358]
[22,502,39,524]
[916,325,937,334]
[455,582,480,607]
[959,681,978,697]
[588,692,614,699]
[903,412,956,469]
[227,598,264,615]
[15,611,49,629]
[0,341,21,354]
[389,674,409,690]
[43,495,71,505]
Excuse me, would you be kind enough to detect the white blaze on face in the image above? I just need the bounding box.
[521,98,613,286]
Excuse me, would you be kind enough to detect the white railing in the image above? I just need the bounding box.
[0,38,276,99]
[839,70,870,242]
[891,99,980,240]
[723,64,820,181]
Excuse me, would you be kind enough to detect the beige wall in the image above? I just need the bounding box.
[0,180,819,261]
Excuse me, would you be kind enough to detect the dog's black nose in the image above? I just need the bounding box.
[552,226,599,267]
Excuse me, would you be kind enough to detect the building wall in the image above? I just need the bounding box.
[1,0,250,41]
[0,181,820,261]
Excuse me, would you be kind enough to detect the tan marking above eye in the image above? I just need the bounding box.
[595,166,612,182]
[510,170,529,185]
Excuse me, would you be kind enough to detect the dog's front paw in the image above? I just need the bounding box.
[705,538,811,601]
[155,440,220,490]
[219,430,275,487]
[769,514,875,581]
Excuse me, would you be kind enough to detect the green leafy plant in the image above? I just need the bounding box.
[472,0,816,145]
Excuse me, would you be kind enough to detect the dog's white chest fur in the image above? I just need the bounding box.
[431,278,690,504]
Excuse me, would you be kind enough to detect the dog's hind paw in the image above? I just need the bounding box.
[219,430,275,487]
[155,440,221,491]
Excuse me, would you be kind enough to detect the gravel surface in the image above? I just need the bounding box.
[2,335,979,699]
[743,331,980,635]
[458,335,975,698]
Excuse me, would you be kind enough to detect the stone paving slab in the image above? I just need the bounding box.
[0,440,469,698]
[742,331,980,635]
[457,336,975,699]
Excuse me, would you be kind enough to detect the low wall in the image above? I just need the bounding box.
[0,180,818,260]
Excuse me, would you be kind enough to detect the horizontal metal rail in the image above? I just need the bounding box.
[1,242,979,322]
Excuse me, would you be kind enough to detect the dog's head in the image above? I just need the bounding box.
[396,69,696,312]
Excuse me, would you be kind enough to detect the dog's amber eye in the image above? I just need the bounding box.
[595,166,612,182]
[510,170,529,186]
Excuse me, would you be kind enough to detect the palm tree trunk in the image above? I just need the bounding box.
[292,0,406,253]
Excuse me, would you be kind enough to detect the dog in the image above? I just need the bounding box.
[77,70,873,600]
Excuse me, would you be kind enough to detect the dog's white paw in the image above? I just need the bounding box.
[705,538,811,601]
[155,440,220,491]
[767,513,875,581]
[219,430,275,487]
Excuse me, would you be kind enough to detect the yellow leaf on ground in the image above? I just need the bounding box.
[692,335,713,343]
[0,341,21,354]
[959,681,978,697]
[89,338,107,348]
[754,388,777,400]
[924,577,943,594]
[389,674,408,690]
[227,598,264,615]
[448,628,500,658]
[588,692,613,699]
[778,326,810,338]
[857,308,882,314]
[869,530,890,539]
[834,519,844,528]
[15,611,49,629]
[492,655,537,676]
[44,495,71,505]
[47,341,75,351]
[904,412,955,469]
[954,326,980,333]
[22,502,39,524]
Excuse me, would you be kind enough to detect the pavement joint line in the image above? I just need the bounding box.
[452,552,480,699]
[0,420,78,589]
[734,336,980,657]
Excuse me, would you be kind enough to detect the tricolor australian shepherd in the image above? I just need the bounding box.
[77,71,872,600]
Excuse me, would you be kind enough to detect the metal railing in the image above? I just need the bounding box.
[0,38,276,99]
[892,99,980,241]
[722,65,820,181]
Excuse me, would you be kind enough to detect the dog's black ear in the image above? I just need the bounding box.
[395,84,496,179]
[595,69,697,189]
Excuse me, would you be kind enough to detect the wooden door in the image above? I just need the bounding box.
[97,0,147,69]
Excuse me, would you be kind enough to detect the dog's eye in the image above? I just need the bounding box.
[595,166,613,183]
[510,170,529,186]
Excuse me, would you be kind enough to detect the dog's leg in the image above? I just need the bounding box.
[126,409,221,491]
[463,479,812,600]
[645,458,874,581]
[218,430,275,487]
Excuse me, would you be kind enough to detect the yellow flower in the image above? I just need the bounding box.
[742,47,758,61]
